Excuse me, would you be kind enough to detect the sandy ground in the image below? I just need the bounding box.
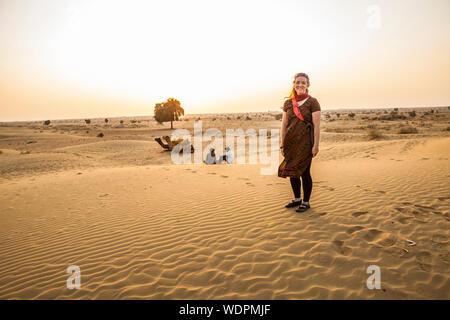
[0,109,449,299]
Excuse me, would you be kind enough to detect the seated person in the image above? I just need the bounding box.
[204,148,217,164]
[217,146,234,164]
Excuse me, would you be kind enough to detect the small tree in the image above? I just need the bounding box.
[154,98,184,129]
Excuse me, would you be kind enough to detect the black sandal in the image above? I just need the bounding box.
[285,199,302,208]
[296,203,310,212]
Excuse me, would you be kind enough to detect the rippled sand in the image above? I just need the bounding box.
[0,132,448,299]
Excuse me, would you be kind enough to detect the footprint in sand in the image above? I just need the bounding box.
[376,190,386,194]
[438,196,450,201]
[362,229,383,242]
[411,210,428,221]
[331,240,352,256]
[238,178,250,181]
[246,182,255,187]
[346,226,365,234]
[318,212,328,216]
[352,211,368,217]
[416,251,433,271]
[208,172,217,175]
[397,216,412,225]
[377,233,397,247]
[221,175,229,178]
[431,234,448,244]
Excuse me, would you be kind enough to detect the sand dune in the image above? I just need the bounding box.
[0,132,448,299]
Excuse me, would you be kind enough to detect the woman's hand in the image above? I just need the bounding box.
[312,144,319,157]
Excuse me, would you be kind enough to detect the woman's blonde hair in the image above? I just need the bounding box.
[289,72,310,98]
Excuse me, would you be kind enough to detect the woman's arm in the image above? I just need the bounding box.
[280,111,288,149]
[312,111,321,157]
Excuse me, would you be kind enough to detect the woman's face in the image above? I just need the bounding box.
[294,76,309,95]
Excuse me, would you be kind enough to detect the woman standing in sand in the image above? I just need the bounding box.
[278,73,321,212]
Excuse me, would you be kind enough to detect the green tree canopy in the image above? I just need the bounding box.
[154,98,184,129]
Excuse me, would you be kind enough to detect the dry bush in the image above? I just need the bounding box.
[367,128,383,140]
[273,113,282,120]
[398,126,418,134]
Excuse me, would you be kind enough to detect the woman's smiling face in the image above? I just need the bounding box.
[294,76,309,95]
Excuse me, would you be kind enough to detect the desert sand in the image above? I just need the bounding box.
[0,108,449,299]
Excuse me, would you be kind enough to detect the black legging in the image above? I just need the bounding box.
[289,162,312,202]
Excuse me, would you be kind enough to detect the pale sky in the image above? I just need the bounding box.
[1,0,449,121]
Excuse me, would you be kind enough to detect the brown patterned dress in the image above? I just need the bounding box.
[278,96,321,178]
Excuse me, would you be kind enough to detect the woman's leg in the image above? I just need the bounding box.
[289,177,301,200]
[301,162,313,202]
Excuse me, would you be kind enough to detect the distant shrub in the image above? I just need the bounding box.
[97,132,104,137]
[85,119,91,124]
[336,113,340,118]
[212,117,216,121]
[246,116,252,120]
[367,128,382,140]
[236,116,241,120]
[273,113,282,120]
[398,126,418,134]
[348,112,355,119]
[130,120,137,123]
[43,120,51,125]
[105,118,109,123]
[393,108,398,113]
[445,126,450,131]
[120,120,124,124]
[408,111,416,117]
